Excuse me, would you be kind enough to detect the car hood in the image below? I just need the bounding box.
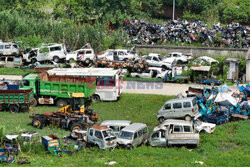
[117,138,131,145]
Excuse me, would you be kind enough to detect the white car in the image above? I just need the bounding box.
[194,120,216,133]
[0,42,20,56]
[98,49,136,61]
[148,67,170,79]
[24,44,67,63]
[66,48,95,63]
[194,56,219,65]
[144,53,175,69]
[131,69,153,78]
[167,52,193,63]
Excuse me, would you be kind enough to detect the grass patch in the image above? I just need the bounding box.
[0,93,249,166]
[0,68,34,75]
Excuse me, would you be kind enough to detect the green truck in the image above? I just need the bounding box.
[0,89,34,112]
[20,72,96,107]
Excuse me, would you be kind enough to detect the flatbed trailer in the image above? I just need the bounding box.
[0,89,34,112]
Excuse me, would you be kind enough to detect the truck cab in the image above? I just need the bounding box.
[20,74,39,95]
[87,126,117,149]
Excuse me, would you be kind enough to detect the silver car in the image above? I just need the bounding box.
[117,123,148,149]
[149,119,199,147]
[0,42,20,56]
[157,97,199,122]
[100,120,132,137]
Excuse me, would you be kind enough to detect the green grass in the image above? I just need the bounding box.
[0,68,34,75]
[0,93,249,166]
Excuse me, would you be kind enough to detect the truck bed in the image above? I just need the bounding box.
[0,89,34,104]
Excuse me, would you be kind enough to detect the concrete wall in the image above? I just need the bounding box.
[135,45,248,57]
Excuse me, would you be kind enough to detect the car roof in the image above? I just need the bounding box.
[121,123,147,132]
[153,119,193,131]
[166,97,195,103]
[100,120,132,126]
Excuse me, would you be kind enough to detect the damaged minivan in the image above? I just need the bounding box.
[148,119,199,147]
[117,123,148,149]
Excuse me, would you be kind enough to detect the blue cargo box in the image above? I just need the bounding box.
[42,135,60,151]
[7,85,19,90]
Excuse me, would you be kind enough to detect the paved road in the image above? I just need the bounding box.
[123,81,238,96]
[0,75,239,96]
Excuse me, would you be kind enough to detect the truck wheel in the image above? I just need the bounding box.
[53,56,60,63]
[31,98,38,107]
[92,95,100,102]
[185,115,192,121]
[32,118,45,129]
[70,123,83,131]
[158,117,165,123]
[9,105,19,113]
[56,99,68,107]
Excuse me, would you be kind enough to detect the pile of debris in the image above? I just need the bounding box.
[124,19,249,48]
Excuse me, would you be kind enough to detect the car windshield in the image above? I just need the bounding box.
[102,130,113,138]
[119,131,133,140]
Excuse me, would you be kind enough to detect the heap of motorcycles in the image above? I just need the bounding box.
[124,19,249,48]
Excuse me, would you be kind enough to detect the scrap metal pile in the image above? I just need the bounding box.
[124,19,249,48]
[186,83,250,124]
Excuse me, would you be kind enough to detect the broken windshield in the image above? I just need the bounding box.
[119,131,133,140]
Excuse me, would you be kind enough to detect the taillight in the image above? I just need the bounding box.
[192,108,195,112]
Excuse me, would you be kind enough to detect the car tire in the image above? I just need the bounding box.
[158,117,165,123]
[162,65,167,69]
[56,99,68,107]
[185,115,192,121]
[53,56,60,63]
[32,118,46,129]
[70,123,83,131]
[9,105,19,113]
[125,144,133,150]
[177,60,182,64]
[92,95,100,102]
[31,58,37,64]
[30,98,38,107]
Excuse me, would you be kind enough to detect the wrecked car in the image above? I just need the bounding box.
[117,123,148,149]
[100,120,132,136]
[157,97,199,122]
[194,56,219,65]
[148,119,199,147]
[87,126,117,150]
[143,53,174,69]
[194,120,216,133]
[63,129,87,145]
[0,56,22,68]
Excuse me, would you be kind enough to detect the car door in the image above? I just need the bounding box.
[118,51,125,61]
[150,131,167,147]
[168,125,184,145]
[93,130,104,148]
[4,44,11,55]
[172,102,183,118]
[37,47,49,61]
[183,101,192,116]
[162,103,172,119]
[87,129,95,144]
[151,56,160,66]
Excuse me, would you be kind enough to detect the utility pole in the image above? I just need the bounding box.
[172,0,175,21]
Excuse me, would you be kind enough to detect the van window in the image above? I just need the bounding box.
[164,103,171,110]
[94,130,103,139]
[40,48,49,53]
[86,50,92,54]
[5,45,10,49]
[145,56,151,60]
[153,57,159,61]
[184,126,191,132]
[152,131,159,139]
[183,102,191,108]
[110,126,119,132]
[0,57,5,61]
[173,103,182,109]
[0,45,3,49]
[143,128,147,134]
[50,46,61,52]
[89,129,93,136]
[13,45,18,49]
[118,51,124,55]
[173,125,183,133]
[7,57,14,61]
[138,130,143,136]
[134,132,137,139]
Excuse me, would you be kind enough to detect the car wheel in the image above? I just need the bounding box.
[177,60,182,64]
[31,58,37,64]
[92,95,100,102]
[162,65,167,69]
[56,99,68,107]
[9,105,19,113]
[53,56,60,63]
[125,144,133,150]
[32,118,45,129]
[30,98,38,107]
[158,117,165,123]
[185,115,192,121]
[70,123,83,131]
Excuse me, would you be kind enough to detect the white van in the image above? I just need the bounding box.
[117,123,148,149]
[100,120,132,136]
[157,97,199,122]
[0,42,20,56]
